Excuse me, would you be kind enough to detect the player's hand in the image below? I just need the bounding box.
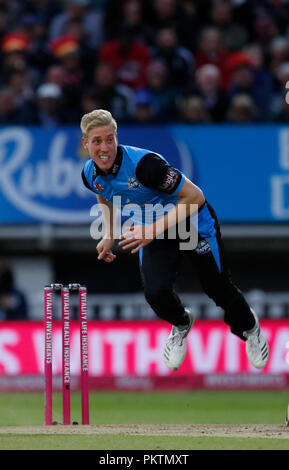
[119,224,154,254]
[96,238,116,263]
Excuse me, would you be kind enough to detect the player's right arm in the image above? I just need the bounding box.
[96,194,116,263]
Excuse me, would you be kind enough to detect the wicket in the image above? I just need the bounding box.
[44,283,89,426]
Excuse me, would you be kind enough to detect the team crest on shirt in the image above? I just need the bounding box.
[127,177,141,189]
[195,240,211,255]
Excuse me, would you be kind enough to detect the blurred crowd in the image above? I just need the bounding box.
[0,0,289,125]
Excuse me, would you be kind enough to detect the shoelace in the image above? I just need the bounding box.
[247,329,262,352]
[166,327,188,348]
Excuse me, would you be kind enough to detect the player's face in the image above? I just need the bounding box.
[82,124,118,172]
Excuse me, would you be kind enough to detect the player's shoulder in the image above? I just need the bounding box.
[83,158,94,175]
[120,144,164,161]
[121,144,147,154]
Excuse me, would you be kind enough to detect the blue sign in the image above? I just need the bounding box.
[170,125,289,222]
[0,127,93,223]
[0,125,288,224]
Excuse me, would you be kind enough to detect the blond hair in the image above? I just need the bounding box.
[80,109,117,138]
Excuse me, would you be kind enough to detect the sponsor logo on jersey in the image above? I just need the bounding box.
[128,177,141,189]
[159,168,180,192]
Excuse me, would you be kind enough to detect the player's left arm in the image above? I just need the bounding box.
[119,178,205,253]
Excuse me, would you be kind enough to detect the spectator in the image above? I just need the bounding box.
[0,32,41,89]
[228,58,273,118]
[49,0,103,49]
[269,1,289,36]
[227,93,258,123]
[271,98,289,123]
[269,62,289,118]
[1,32,30,56]
[195,27,233,89]
[0,262,28,321]
[178,95,211,123]
[62,17,97,79]
[0,86,32,124]
[269,36,289,76]
[98,23,151,89]
[229,61,254,95]
[122,0,144,32]
[151,0,177,23]
[176,0,200,52]
[80,87,103,114]
[0,0,285,125]
[151,26,194,90]
[19,0,63,25]
[208,0,248,52]
[243,43,274,87]
[146,0,200,51]
[44,64,66,88]
[18,13,52,76]
[133,89,156,123]
[146,0,179,39]
[0,0,23,33]
[49,35,84,116]
[5,68,35,113]
[145,0,200,52]
[224,50,254,87]
[194,63,229,122]
[229,0,255,40]
[253,11,280,53]
[139,60,179,122]
[31,83,71,126]
[90,61,136,121]
[104,0,146,41]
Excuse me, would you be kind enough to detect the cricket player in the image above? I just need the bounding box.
[81,109,269,371]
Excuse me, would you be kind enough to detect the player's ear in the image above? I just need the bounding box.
[82,136,88,151]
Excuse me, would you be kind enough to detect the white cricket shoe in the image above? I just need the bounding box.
[163,308,195,371]
[243,310,269,369]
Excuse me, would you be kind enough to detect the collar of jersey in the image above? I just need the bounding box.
[93,146,123,178]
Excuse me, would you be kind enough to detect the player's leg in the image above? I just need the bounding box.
[139,237,194,370]
[191,202,269,368]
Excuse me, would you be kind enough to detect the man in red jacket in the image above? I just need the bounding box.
[98,24,151,90]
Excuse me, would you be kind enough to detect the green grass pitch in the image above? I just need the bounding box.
[0,390,288,450]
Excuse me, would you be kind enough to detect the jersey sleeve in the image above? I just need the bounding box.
[81,168,92,191]
[81,160,98,194]
[135,153,185,195]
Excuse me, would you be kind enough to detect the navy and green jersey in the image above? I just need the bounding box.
[81,144,186,225]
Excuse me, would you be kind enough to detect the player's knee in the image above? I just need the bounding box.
[223,291,251,323]
[203,278,240,309]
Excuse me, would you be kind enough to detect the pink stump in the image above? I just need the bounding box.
[61,287,71,425]
[44,286,53,426]
[79,287,89,425]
